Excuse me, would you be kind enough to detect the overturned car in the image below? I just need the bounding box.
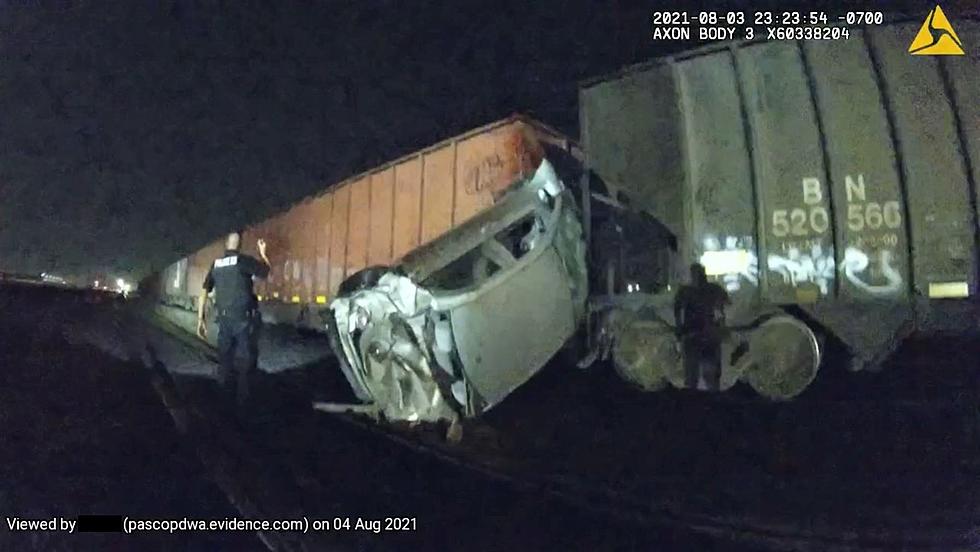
[325,160,588,423]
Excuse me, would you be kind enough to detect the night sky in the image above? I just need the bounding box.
[0,0,961,281]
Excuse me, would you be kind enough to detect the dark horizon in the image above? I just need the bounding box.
[0,0,960,280]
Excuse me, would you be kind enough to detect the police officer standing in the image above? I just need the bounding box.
[674,262,730,391]
[197,231,270,410]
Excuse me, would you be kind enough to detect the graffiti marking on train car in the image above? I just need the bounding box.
[465,154,506,196]
[767,243,835,295]
[700,235,758,292]
[841,247,903,295]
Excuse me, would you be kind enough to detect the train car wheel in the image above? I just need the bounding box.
[612,319,676,391]
[742,315,821,400]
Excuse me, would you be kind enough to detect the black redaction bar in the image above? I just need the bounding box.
[77,515,124,532]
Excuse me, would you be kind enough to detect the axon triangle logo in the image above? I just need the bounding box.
[908,5,965,55]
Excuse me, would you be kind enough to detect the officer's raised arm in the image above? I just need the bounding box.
[254,238,270,279]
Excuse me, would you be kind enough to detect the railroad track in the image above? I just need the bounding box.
[122,306,980,551]
[330,407,980,552]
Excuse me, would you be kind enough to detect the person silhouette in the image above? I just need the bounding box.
[673,263,730,391]
[198,231,271,411]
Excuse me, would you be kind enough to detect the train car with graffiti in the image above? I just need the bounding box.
[578,19,980,399]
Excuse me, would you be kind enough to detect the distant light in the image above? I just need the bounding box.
[116,278,125,288]
[41,273,65,284]
[94,280,100,287]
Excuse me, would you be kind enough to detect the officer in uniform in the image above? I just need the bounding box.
[197,231,270,409]
[674,262,730,391]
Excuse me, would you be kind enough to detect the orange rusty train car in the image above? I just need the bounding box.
[155,115,575,329]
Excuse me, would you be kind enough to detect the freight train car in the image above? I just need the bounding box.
[153,116,578,341]
[150,19,980,419]
[579,19,980,399]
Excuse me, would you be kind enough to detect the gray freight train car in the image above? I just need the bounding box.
[580,20,979,398]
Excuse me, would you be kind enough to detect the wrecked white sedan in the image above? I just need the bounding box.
[325,160,587,423]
